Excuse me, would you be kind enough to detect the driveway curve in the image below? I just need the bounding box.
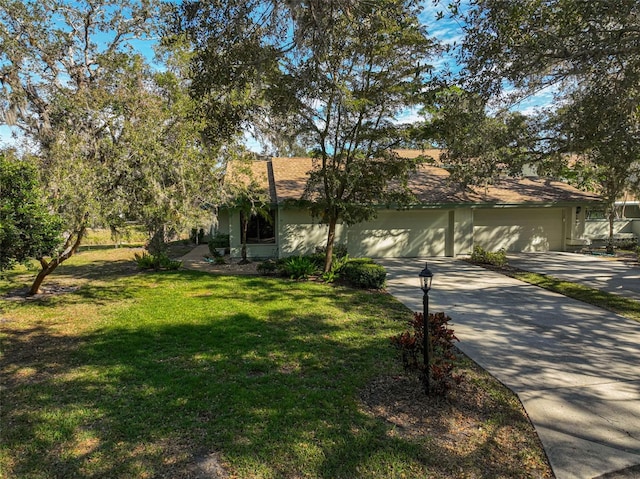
[507,252,640,302]
[379,257,640,479]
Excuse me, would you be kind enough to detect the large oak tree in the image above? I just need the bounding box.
[441,0,640,247]
[177,0,436,270]
[0,0,218,294]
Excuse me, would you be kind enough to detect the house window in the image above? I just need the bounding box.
[242,210,276,244]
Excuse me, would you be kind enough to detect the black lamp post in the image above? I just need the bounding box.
[419,262,433,395]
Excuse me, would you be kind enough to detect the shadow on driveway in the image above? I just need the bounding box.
[380,257,640,479]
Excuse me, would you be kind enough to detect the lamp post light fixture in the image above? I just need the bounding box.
[419,262,433,395]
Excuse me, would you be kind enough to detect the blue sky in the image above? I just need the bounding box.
[1,1,553,152]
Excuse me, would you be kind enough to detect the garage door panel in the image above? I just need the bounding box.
[474,209,563,252]
[349,210,448,258]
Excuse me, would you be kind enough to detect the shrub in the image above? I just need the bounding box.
[134,251,156,270]
[279,256,319,279]
[321,254,350,283]
[315,243,348,259]
[616,238,638,251]
[134,252,182,271]
[340,259,386,289]
[209,233,230,249]
[257,259,278,275]
[470,245,507,267]
[307,253,327,269]
[390,311,462,396]
[345,257,375,265]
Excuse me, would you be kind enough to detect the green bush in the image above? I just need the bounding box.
[469,245,507,267]
[315,243,348,259]
[134,252,182,271]
[279,256,319,279]
[257,259,278,275]
[321,254,351,283]
[209,233,230,249]
[341,259,386,289]
[616,238,638,251]
[307,253,327,269]
[345,257,375,265]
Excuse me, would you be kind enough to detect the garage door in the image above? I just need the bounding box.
[347,210,449,258]
[473,208,564,252]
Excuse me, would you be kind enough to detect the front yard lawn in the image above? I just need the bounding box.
[0,249,551,478]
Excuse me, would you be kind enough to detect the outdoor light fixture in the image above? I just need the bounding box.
[419,262,433,395]
[419,262,433,293]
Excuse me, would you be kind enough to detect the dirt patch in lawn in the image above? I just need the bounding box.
[360,357,554,478]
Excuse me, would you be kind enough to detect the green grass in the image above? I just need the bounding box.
[512,271,640,323]
[82,227,149,246]
[1,249,551,478]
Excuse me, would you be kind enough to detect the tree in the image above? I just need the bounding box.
[222,153,271,264]
[177,0,435,271]
[420,87,538,188]
[441,0,640,247]
[449,0,640,105]
[554,84,640,252]
[0,0,219,294]
[0,151,62,271]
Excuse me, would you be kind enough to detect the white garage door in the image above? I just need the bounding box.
[347,210,449,258]
[473,208,564,252]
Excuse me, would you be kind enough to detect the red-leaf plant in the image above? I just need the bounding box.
[390,311,463,395]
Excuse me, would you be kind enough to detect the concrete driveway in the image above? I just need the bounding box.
[379,257,640,479]
[507,252,640,302]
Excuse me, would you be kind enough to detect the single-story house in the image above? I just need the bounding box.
[215,151,602,259]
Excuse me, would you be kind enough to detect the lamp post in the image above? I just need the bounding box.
[419,262,433,395]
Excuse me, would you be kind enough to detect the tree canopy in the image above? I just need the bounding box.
[0,0,220,293]
[434,0,640,247]
[177,0,436,269]
[0,150,62,271]
[420,87,537,187]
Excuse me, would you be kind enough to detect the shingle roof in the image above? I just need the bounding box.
[270,157,314,202]
[231,154,601,206]
[407,167,602,205]
[394,148,443,162]
[224,158,275,203]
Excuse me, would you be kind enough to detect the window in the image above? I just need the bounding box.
[242,210,276,244]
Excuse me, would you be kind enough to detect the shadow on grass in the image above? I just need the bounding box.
[2,310,425,477]
[1,270,544,478]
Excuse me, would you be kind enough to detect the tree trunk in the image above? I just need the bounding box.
[607,207,615,254]
[324,216,337,273]
[240,217,249,264]
[29,261,57,296]
[27,218,88,296]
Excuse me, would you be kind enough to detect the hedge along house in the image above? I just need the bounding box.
[215,152,602,260]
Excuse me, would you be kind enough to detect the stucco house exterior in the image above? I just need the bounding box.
[214,152,602,260]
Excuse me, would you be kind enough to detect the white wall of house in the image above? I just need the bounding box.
[584,219,635,237]
[277,209,344,257]
[347,209,449,257]
[473,207,564,252]
[213,210,230,236]
[221,204,589,259]
[453,208,474,256]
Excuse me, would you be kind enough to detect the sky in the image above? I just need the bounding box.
[0,1,553,153]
